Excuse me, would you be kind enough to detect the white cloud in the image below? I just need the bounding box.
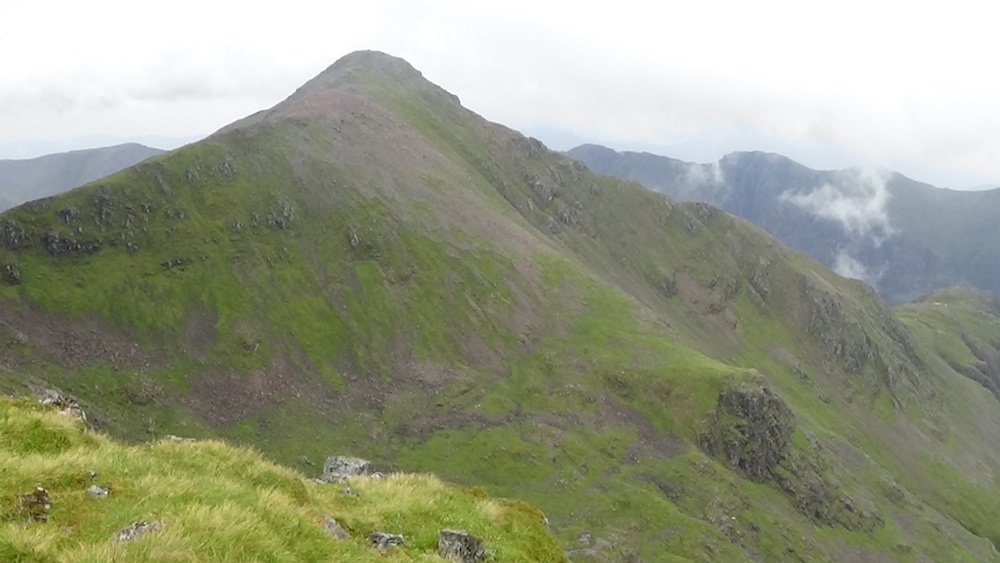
[832,251,870,282]
[780,168,893,239]
[683,162,725,186]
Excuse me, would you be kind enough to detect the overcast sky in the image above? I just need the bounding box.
[2,0,997,188]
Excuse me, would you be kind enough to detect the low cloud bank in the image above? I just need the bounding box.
[780,167,892,239]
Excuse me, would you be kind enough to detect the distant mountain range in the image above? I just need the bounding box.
[0,143,163,211]
[568,144,1000,304]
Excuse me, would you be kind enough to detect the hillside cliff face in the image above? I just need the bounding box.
[0,143,164,212]
[569,144,1000,305]
[1,51,1000,560]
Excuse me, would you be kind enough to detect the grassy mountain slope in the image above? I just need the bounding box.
[568,144,1000,305]
[0,143,164,212]
[0,396,562,561]
[1,51,1000,560]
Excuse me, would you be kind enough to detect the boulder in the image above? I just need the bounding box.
[660,275,678,298]
[160,435,195,443]
[161,257,193,270]
[1,263,21,285]
[267,200,295,230]
[91,186,114,225]
[38,389,87,423]
[58,207,80,224]
[112,520,162,542]
[0,220,29,250]
[41,232,99,257]
[321,456,373,482]
[438,529,486,562]
[87,484,109,498]
[17,486,51,522]
[322,515,348,539]
[369,532,405,549]
[749,266,771,302]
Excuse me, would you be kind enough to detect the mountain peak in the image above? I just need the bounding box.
[329,50,421,75]
[301,50,426,93]
[218,50,459,133]
[720,150,795,165]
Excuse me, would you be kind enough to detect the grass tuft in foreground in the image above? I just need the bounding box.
[0,397,565,562]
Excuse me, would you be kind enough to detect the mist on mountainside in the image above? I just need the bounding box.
[570,144,1000,304]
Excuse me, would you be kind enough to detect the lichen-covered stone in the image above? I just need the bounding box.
[321,456,373,482]
[267,200,295,230]
[660,274,678,298]
[87,484,110,498]
[322,515,348,539]
[17,486,51,522]
[2,263,21,285]
[438,529,486,562]
[38,389,87,423]
[58,207,80,224]
[161,257,192,270]
[749,266,771,302]
[91,186,114,226]
[112,520,162,542]
[369,531,404,549]
[0,220,29,250]
[41,232,99,257]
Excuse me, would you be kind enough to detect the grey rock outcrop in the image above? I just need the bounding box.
[17,486,51,522]
[58,207,80,224]
[438,529,486,562]
[91,186,113,226]
[748,266,771,302]
[700,380,885,532]
[660,274,678,298]
[267,200,295,230]
[87,484,110,498]
[567,532,614,559]
[774,446,884,532]
[322,516,348,539]
[161,257,193,270]
[0,220,29,250]
[38,389,87,423]
[806,289,873,373]
[2,263,21,284]
[321,456,373,482]
[41,232,99,257]
[112,520,162,542]
[699,381,792,482]
[369,532,405,549]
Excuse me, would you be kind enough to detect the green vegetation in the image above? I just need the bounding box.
[0,397,563,562]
